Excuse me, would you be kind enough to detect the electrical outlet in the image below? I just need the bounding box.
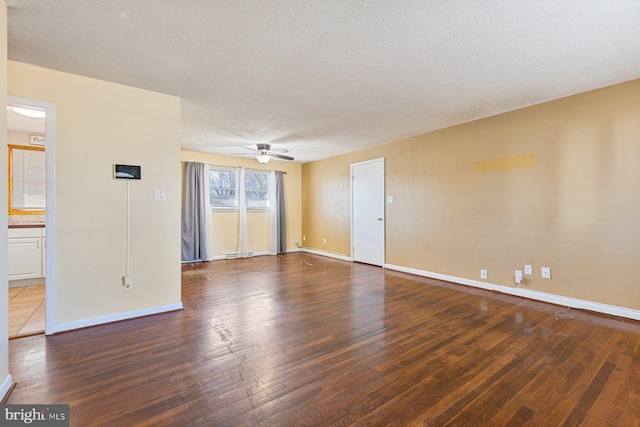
[515,270,523,284]
[234,240,238,246]
[323,238,327,244]
[123,275,133,290]
[524,264,532,275]
[541,267,551,279]
[480,269,488,280]
[295,238,299,244]
[303,236,306,241]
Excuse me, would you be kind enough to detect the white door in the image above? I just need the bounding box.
[351,158,384,266]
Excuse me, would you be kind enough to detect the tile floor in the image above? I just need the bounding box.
[9,284,45,338]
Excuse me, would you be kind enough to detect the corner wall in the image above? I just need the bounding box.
[8,61,182,328]
[180,150,302,256]
[302,79,640,312]
[0,0,11,399]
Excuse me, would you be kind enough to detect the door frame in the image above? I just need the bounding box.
[8,96,56,335]
[350,157,385,266]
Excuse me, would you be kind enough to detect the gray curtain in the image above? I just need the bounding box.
[181,162,210,261]
[275,171,287,254]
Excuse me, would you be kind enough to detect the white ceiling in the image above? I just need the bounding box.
[7,1,640,163]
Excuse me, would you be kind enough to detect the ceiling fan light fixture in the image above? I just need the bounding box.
[256,154,271,164]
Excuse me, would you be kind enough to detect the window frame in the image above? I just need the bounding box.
[244,170,270,211]
[209,166,270,211]
[209,166,239,210]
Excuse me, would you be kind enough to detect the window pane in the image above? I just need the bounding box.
[246,172,269,208]
[210,169,237,207]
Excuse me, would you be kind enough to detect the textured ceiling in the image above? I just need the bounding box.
[7,0,640,163]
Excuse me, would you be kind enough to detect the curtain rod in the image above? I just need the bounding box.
[181,161,286,173]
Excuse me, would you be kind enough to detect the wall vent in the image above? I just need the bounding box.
[226,251,253,259]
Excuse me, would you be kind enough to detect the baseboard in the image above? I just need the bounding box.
[51,302,184,334]
[302,248,353,262]
[0,375,13,403]
[286,248,303,253]
[9,278,44,288]
[206,251,271,261]
[385,263,640,322]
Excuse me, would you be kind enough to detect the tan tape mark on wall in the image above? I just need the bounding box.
[473,153,535,174]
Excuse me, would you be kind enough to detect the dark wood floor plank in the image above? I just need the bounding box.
[8,253,640,426]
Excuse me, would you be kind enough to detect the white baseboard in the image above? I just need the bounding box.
[0,374,13,402]
[206,251,270,261]
[51,302,184,334]
[385,263,640,322]
[286,248,303,253]
[9,278,44,288]
[302,248,353,262]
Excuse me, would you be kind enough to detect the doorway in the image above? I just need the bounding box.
[351,158,385,266]
[7,96,55,337]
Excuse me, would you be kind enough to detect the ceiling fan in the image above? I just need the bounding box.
[231,143,294,164]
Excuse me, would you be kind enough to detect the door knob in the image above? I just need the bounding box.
[377,218,383,221]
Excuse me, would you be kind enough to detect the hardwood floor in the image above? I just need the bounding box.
[8,284,45,338]
[8,253,640,426]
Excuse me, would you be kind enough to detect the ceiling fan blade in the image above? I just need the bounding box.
[229,152,255,156]
[271,153,294,161]
[270,148,289,153]
[239,146,258,152]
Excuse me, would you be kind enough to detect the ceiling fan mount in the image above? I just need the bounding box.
[230,143,294,164]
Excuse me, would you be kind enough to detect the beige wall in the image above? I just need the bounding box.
[9,61,182,325]
[302,157,351,255]
[181,150,302,256]
[302,79,640,310]
[0,0,10,396]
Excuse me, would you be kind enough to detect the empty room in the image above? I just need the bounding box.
[1,1,640,426]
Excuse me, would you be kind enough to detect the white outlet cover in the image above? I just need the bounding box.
[541,267,551,279]
[154,189,167,201]
[480,269,488,279]
[524,265,533,275]
[387,196,393,203]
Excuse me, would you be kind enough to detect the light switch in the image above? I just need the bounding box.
[154,189,167,201]
[387,196,393,203]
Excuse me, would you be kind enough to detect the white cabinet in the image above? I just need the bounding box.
[8,227,46,281]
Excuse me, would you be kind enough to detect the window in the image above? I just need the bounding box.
[209,167,237,208]
[245,171,269,209]
[209,167,269,210]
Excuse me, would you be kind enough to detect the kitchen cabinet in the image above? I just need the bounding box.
[8,226,45,281]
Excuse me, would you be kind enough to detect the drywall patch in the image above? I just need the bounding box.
[473,153,535,173]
